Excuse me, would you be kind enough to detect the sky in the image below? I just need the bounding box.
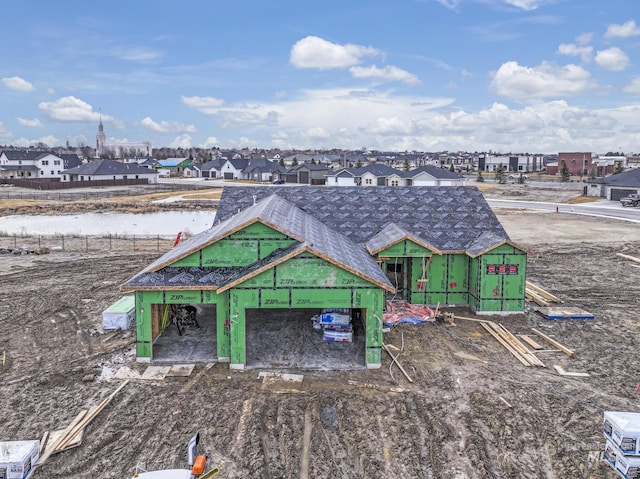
[1,0,640,155]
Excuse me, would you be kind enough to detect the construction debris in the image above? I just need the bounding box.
[525,280,563,306]
[447,314,544,367]
[0,440,40,479]
[553,365,590,377]
[383,301,436,326]
[518,334,543,350]
[616,253,640,265]
[480,322,545,367]
[383,343,414,383]
[35,380,129,469]
[531,328,575,357]
[535,306,594,320]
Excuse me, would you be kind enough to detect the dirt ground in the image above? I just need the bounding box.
[1,183,639,478]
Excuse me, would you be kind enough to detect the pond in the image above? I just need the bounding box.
[0,211,216,237]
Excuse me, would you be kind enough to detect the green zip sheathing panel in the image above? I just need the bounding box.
[135,289,229,360]
[469,244,527,313]
[377,239,433,257]
[227,254,384,368]
[135,252,385,368]
[409,253,470,306]
[170,224,295,268]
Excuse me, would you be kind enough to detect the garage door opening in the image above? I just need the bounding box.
[245,308,366,370]
[152,303,217,363]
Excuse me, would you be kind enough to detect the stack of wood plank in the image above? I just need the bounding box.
[35,380,128,469]
[525,281,562,307]
[480,321,545,367]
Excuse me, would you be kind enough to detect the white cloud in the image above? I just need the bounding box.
[605,20,640,38]
[182,95,225,114]
[108,46,163,62]
[1,76,34,92]
[17,118,42,127]
[140,116,196,133]
[0,122,13,143]
[490,61,597,100]
[557,43,593,62]
[169,134,192,149]
[623,78,640,95]
[595,47,630,71]
[38,96,106,122]
[433,0,459,10]
[575,32,593,45]
[13,135,62,148]
[200,136,219,148]
[501,0,548,11]
[290,36,380,69]
[349,65,420,84]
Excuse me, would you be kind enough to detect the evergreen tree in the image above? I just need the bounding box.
[292,157,298,166]
[403,159,410,172]
[495,164,507,184]
[613,162,625,175]
[588,166,597,180]
[560,160,570,182]
[476,170,484,182]
[517,173,526,184]
[278,158,285,167]
[449,164,455,172]
[355,159,363,168]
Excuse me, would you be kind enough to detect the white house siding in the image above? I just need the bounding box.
[220,160,245,180]
[63,172,158,184]
[360,172,380,186]
[37,154,65,179]
[387,174,406,186]
[335,176,357,186]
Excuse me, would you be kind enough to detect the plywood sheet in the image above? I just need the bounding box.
[536,306,594,320]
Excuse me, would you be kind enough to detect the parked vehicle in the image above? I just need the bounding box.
[620,193,640,207]
[508,174,529,179]
[272,179,285,184]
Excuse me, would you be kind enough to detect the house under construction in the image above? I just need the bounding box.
[121,186,527,369]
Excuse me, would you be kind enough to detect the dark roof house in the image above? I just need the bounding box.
[61,159,158,183]
[123,186,527,370]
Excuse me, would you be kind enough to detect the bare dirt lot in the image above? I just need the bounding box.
[1,183,639,478]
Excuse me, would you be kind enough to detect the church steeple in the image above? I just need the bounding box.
[96,114,106,158]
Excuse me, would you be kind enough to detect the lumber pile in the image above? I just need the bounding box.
[531,328,575,357]
[36,380,129,468]
[480,322,545,367]
[448,314,544,367]
[525,281,563,306]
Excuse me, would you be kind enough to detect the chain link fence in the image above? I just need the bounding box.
[0,233,177,253]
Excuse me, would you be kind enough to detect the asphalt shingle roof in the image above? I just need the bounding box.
[216,186,512,254]
[590,168,640,187]
[62,159,156,175]
[123,194,393,291]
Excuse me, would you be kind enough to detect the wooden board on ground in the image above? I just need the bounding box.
[140,365,172,380]
[531,328,575,357]
[258,372,304,383]
[535,306,594,320]
[553,365,590,377]
[166,364,196,377]
[114,366,142,380]
[47,427,85,451]
[518,334,543,350]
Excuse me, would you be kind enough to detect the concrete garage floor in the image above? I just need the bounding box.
[151,306,366,370]
[245,308,366,371]
[152,304,217,363]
